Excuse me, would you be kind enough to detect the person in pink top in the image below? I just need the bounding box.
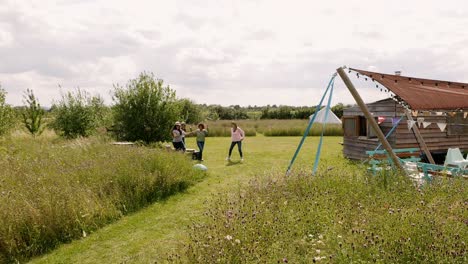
[227,122,245,161]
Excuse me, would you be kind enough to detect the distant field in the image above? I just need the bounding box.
[186,119,343,137]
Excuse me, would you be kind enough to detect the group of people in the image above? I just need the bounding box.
[171,121,245,162]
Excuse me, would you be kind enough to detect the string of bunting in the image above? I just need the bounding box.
[348,68,411,110]
[376,115,457,132]
[408,109,468,132]
[404,116,468,132]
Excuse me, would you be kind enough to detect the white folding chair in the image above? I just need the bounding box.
[445,148,468,169]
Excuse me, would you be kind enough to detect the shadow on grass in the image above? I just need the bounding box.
[226,160,243,166]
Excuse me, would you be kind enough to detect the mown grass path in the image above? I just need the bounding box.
[30,136,343,263]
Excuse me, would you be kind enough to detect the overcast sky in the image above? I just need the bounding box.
[1,0,468,107]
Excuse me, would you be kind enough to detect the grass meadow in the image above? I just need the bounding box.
[186,169,466,263]
[25,133,467,263]
[0,131,205,263]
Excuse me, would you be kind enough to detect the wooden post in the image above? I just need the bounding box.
[336,67,405,172]
[405,110,436,164]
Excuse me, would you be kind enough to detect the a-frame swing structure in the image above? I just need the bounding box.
[286,73,337,175]
[286,67,404,175]
[288,66,468,177]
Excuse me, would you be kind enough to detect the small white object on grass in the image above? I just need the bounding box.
[193,163,207,171]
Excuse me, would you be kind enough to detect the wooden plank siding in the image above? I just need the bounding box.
[343,98,468,160]
[343,99,399,160]
[394,105,468,152]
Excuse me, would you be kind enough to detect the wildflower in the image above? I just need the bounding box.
[313,256,326,262]
[235,239,241,244]
[226,210,234,219]
[225,235,233,241]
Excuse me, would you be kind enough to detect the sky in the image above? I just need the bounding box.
[1,0,468,107]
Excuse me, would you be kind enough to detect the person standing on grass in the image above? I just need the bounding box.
[227,122,245,162]
[193,123,208,161]
[180,122,187,145]
[172,121,185,151]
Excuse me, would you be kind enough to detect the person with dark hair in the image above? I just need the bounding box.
[226,122,245,162]
[192,123,208,161]
[172,121,185,151]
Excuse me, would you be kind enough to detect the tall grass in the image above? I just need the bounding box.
[0,136,204,263]
[204,127,257,137]
[185,170,466,263]
[200,119,343,137]
[262,124,343,136]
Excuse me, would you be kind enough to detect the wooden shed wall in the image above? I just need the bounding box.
[395,113,468,152]
[343,99,398,160]
[343,99,468,160]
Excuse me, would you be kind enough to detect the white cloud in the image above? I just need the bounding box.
[0,0,467,106]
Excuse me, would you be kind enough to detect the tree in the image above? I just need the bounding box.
[0,85,13,136]
[51,88,105,138]
[22,89,45,137]
[178,98,203,124]
[331,103,344,119]
[112,72,181,143]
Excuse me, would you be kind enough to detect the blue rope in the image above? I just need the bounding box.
[286,74,336,175]
[374,115,405,151]
[312,80,334,175]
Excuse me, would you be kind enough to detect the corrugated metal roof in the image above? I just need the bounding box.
[350,68,468,111]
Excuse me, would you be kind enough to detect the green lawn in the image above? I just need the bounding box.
[30,135,345,263]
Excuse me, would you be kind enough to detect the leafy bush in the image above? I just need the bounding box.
[205,105,249,120]
[0,137,205,263]
[179,98,203,124]
[113,72,181,143]
[22,89,45,137]
[51,88,105,138]
[186,171,466,263]
[331,103,345,119]
[0,85,13,136]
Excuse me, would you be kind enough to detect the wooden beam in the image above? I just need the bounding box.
[405,110,436,164]
[337,67,405,172]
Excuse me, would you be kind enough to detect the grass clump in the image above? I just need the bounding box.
[0,137,205,263]
[186,169,466,263]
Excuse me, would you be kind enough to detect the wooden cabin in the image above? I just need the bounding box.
[343,98,468,160]
[341,68,468,163]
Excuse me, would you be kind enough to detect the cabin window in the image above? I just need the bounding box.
[343,116,381,138]
[359,116,367,136]
[447,113,468,136]
[343,116,358,136]
[367,117,379,138]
